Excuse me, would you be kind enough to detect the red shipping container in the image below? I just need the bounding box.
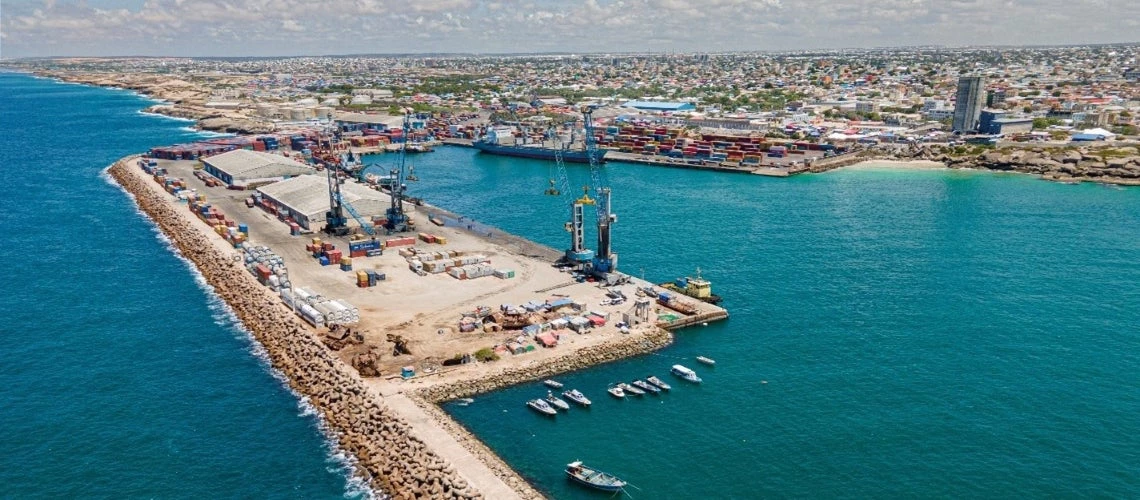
[322,243,335,251]
[326,250,342,265]
[255,263,272,278]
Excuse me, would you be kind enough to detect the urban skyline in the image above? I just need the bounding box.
[2,0,1139,58]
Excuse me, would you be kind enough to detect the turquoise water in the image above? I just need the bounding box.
[0,72,358,498]
[374,148,1140,497]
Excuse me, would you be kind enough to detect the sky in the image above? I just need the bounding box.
[1,0,1138,58]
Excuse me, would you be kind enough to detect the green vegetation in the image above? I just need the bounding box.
[474,347,499,362]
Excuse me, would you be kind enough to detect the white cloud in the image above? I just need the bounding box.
[0,0,1136,57]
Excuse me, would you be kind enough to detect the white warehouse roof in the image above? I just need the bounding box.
[203,150,314,180]
[256,174,411,222]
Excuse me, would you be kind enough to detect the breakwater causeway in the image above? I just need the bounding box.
[109,156,484,499]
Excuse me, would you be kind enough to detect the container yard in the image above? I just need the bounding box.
[133,155,727,382]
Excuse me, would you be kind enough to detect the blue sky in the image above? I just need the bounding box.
[2,0,1138,58]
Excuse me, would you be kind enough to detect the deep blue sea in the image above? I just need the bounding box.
[0,72,359,498]
[4,71,1139,499]
[369,146,1140,497]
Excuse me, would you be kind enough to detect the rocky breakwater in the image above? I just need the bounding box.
[891,145,1140,186]
[406,327,674,497]
[108,158,480,500]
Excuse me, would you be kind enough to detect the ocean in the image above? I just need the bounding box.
[3,70,1138,499]
[367,147,1140,498]
[0,72,360,498]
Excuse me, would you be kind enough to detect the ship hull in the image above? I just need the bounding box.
[473,141,606,164]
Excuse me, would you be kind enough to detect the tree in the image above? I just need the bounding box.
[1033,118,1050,130]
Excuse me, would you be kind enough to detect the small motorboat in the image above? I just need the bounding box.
[527,398,558,416]
[608,386,625,398]
[543,379,564,389]
[631,379,660,394]
[563,389,592,407]
[566,461,627,492]
[671,364,702,383]
[618,382,645,396]
[646,376,671,391]
[696,356,716,366]
[545,391,571,411]
[455,398,475,407]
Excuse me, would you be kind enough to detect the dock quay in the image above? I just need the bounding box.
[111,152,729,499]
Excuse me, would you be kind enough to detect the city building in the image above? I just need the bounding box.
[979,110,1033,135]
[621,101,696,112]
[952,76,986,132]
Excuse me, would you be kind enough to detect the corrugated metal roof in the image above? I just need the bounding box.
[203,150,314,179]
[256,174,410,221]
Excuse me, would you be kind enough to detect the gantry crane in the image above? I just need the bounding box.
[383,110,413,234]
[546,106,617,276]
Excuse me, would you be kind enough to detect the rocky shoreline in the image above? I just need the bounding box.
[869,144,1140,186]
[37,71,274,134]
[109,157,482,499]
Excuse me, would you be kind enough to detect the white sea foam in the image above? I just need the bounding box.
[102,165,380,500]
[137,109,196,123]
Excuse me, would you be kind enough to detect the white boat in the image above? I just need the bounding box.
[671,364,702,383]
[546,391,571,411]
[696,356,716,366]
[617,382,645,396]
[563,389,592,407]
[646,376,671,391]
[608,386,625,398]
[527,398,558,416]
[631,379,660,394]
[543,379,564,389]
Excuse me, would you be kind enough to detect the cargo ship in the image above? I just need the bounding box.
[661,268,722,304]
[473,126,606,164]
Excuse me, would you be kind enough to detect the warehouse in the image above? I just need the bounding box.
[202,149,314,188]
[256,174,411,230]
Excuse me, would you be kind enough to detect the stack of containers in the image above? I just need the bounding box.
[340,257,353,272]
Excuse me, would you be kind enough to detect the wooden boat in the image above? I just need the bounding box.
[543,379,564,389]
[563,389,592,407]
[696,356,716,366]
[646,376,671,391]
[545,391,571,411]
[608,386,625,398]
[631,379,659,394]
[617,382,645,396]
[565,461,627,492]
[671,364,702,383]
[527,398,558,416]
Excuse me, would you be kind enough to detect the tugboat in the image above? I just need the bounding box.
[565,461,627,492]
[660,267,722,304]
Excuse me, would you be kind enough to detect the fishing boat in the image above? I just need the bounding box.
[631,379,660,394]
[527,398,558,416]
[563,389,592,407]
[543,379,564,389]
[545,391,571,411]
[608,386,625,398]
[565,461,627,492]
[671,364,702,383]
[646,376,671,391]
[617,382,645,396]
[696,356,716,366]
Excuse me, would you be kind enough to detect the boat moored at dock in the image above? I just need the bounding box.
[671,364,702,383]
[661,267,722,304]
[563,389,592,407]
[527,398,558,416]
[632,379,660,394]
[545,391,571,411]
[647,376,671,391]
[566,461,627,492]
[617,382,645,396]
